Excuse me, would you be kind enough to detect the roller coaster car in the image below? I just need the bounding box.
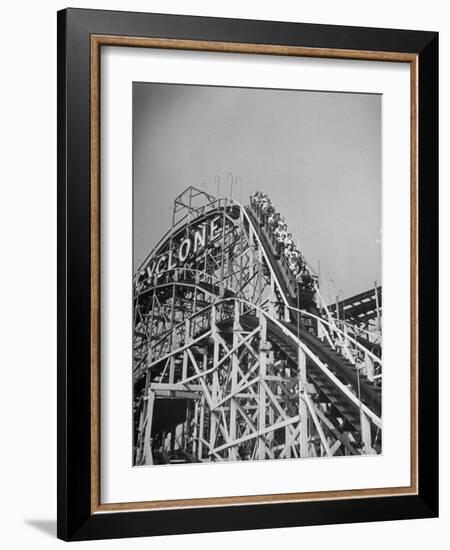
[296,288,316,310]
[299,314,318,336]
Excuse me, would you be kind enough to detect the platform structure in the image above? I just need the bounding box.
[133,186,382,465]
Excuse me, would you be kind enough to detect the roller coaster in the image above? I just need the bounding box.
[133,186,382,465]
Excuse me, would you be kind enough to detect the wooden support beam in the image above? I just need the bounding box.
[142,390,155,465]
[214,415,300,454]
[298,346,309,458]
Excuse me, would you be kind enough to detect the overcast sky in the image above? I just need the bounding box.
[133,82,381,303]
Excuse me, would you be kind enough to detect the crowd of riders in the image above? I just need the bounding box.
[249,191,314,290]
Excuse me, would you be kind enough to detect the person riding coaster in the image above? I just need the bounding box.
[250,192,316,292]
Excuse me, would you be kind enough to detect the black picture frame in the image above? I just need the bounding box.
[57,7,438,541]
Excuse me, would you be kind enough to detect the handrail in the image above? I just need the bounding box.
[334,317,382,342]
[287,304,382,365]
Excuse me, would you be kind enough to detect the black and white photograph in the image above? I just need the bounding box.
[132,82,383,466]
[0,0,443,546]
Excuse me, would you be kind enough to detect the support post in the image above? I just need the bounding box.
[142,390,155,465]
[360,411,373,454]
[258,314,267,460]
[269,275,277,318]
[229,301,240,458]
[198,353,207,461]
[182,318,190,381]
[209,306,219,454]
[374,281,381,332]
[298,346,309,458]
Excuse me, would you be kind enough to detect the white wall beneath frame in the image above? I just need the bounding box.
[0,1,446,549]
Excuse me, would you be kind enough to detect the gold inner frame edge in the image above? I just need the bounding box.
[89,34,419,514]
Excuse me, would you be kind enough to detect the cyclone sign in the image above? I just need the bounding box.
[140,215,223,281]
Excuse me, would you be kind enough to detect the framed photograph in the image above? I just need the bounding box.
[57,8,438,541]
